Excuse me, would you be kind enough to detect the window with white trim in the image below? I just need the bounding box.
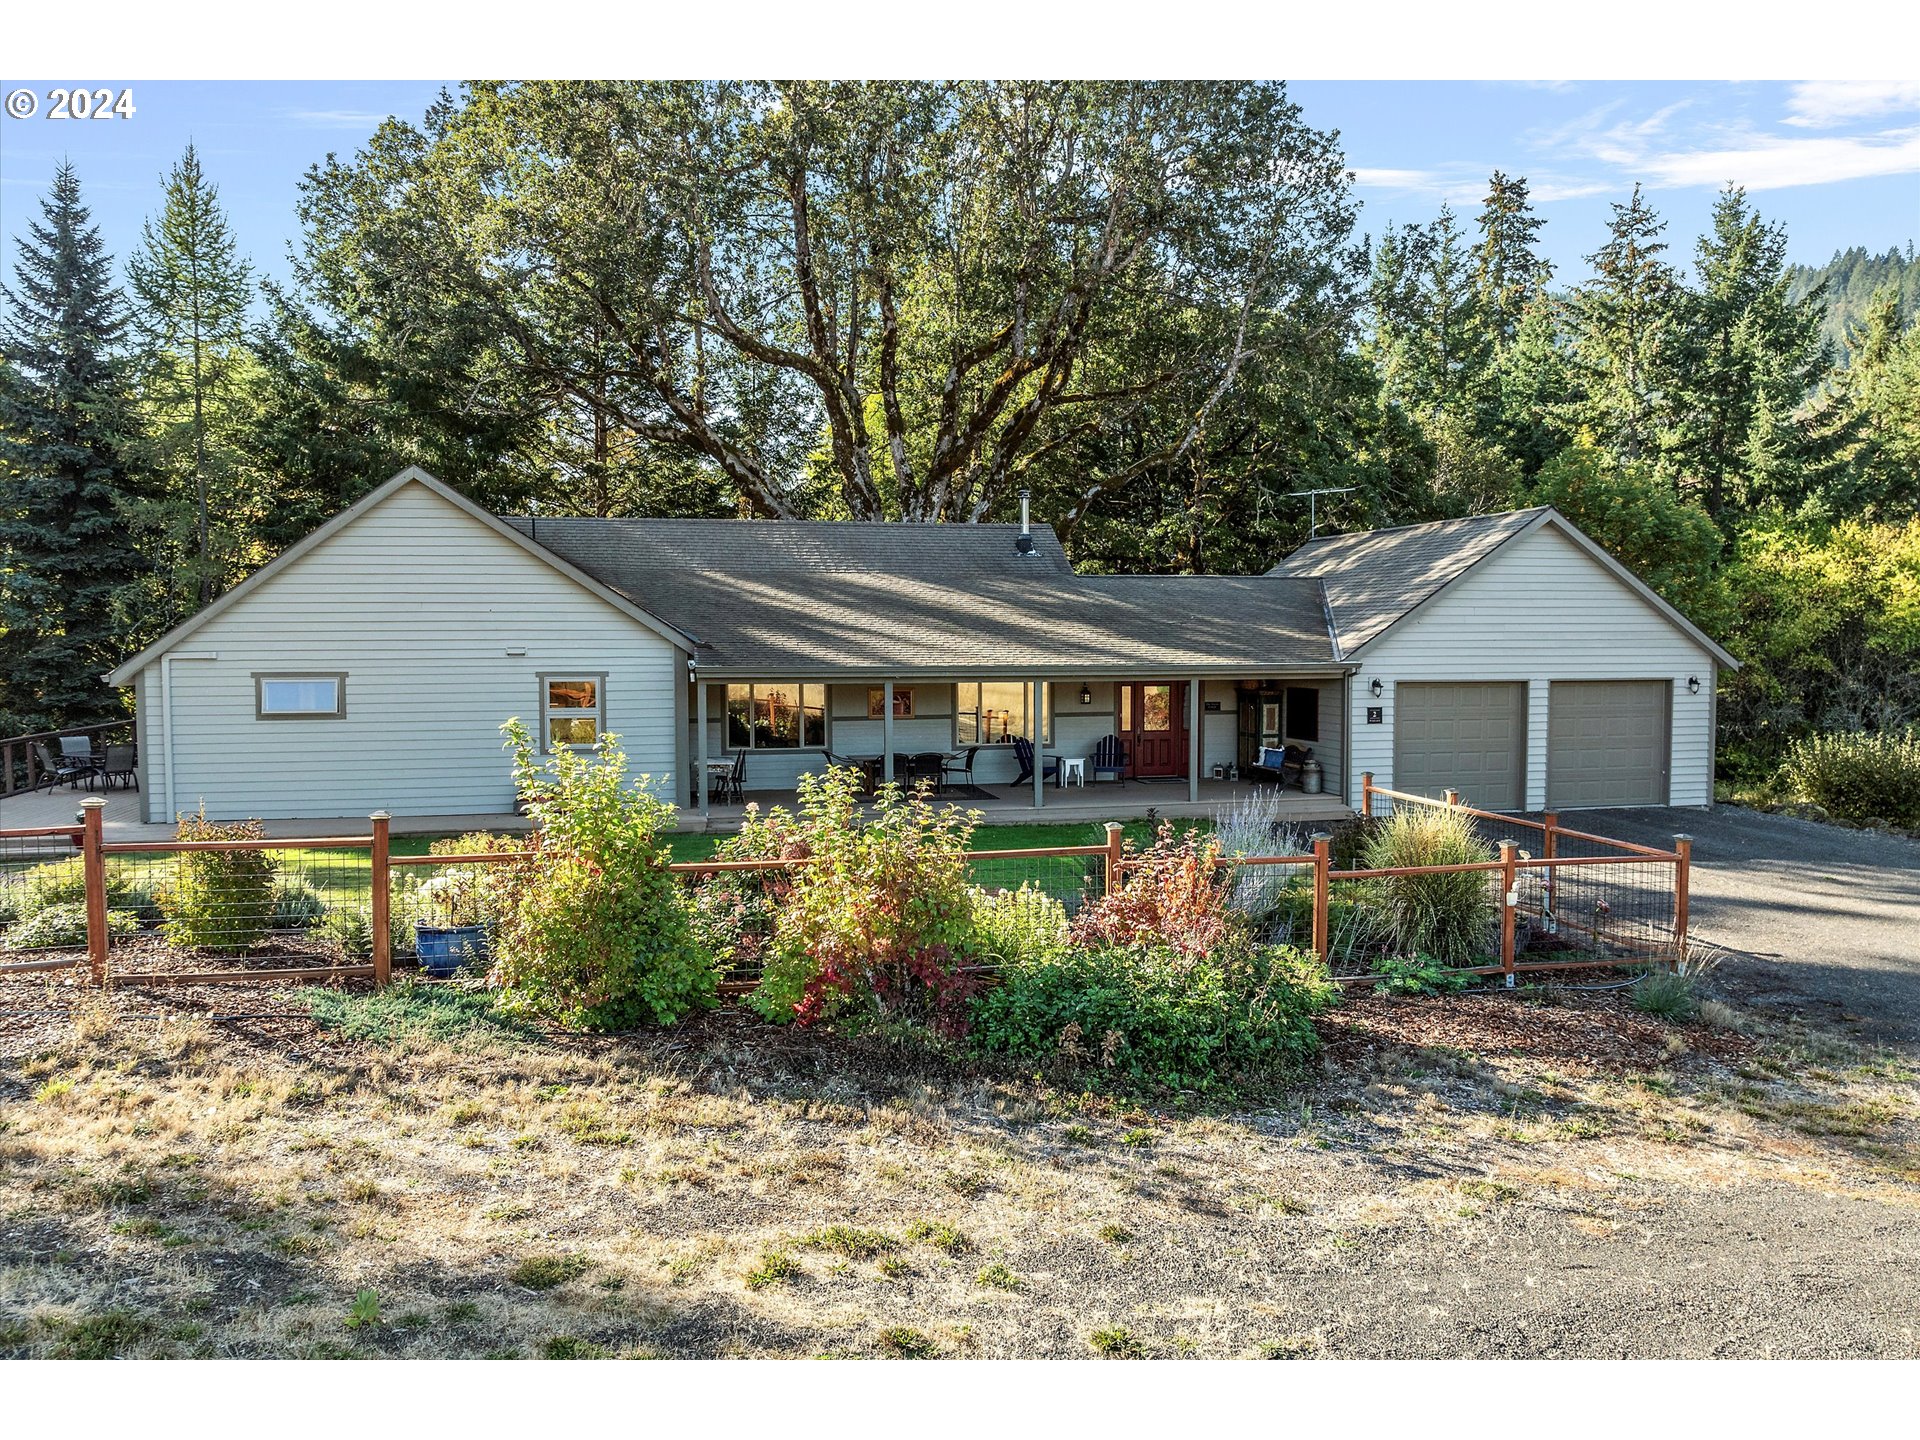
[256,674,345,719]
[541,675,605,750]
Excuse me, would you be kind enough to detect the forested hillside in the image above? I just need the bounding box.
[3,81,1916,789]
[1788,245,1919,355]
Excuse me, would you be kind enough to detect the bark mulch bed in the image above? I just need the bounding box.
[1321,982,1755,1077]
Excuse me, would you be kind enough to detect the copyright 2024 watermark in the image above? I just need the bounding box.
[5,87,137,120]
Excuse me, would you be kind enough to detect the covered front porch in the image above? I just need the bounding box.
[687,671,1353,827]
[690,776,1352,833]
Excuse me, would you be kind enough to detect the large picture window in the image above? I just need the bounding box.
[955,682,1051,746]
[541,675,605,750]
[726,683,826,750]
[255,673,346,719]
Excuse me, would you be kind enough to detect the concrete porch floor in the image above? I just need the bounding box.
[690,778,1354,833]
[1,777,1353,842]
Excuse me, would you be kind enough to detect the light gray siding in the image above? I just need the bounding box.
[132,480,681,822]
[1349,522,1718,809]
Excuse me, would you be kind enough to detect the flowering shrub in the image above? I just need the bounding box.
[487,722,715,1029]
[969,884,1070,969]
[1069,821,1232,959]
[156,811,278,953]
[745,766,981,1033]
[1780,728,1920,827]
[971,940,1335,1092]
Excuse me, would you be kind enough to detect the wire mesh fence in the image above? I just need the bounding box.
[2,784,1688,992]
[97,841,379,979]
[0,828,89,966]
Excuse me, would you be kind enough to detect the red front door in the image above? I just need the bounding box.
[1122,682,1188,778]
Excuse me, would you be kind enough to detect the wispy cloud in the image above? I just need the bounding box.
[1631,126,1920,190]
[1784,81,1920,129]
[1350,165,1607,206]
[286,108,391,129]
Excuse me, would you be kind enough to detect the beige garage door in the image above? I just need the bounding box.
[1546,680,1670,808]
[1393,682,1526,811]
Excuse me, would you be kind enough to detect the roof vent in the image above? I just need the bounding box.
[1014,488,1035,556]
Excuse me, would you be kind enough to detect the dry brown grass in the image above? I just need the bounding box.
[0,978,1915,1358]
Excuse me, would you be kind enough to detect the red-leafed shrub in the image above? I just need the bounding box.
[1069,821,1232,960]
[744,766,982,1034]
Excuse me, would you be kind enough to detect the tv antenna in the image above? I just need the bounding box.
[1287,486,1356,539]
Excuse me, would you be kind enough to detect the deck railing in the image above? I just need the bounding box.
[1,719,133,795]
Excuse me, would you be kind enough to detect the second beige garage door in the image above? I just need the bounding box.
[1546,680,1670,808]
[1393,682,1526,811]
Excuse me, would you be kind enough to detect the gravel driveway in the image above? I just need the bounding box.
[1548,805,1920,1051]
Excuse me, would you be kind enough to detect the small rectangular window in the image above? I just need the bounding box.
[541,674,605,750]
[255,674,345,719]
[1284,685,1320,743]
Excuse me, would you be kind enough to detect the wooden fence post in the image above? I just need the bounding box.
[1360,771,1373,818]
[1444,788,1461,809]
[370,812,391,987]
[1103,821,1125,896]
[1310,832,1331,962]
[1498,840,1518,986]
[81,797,108,985]
[1672,834,1693,969]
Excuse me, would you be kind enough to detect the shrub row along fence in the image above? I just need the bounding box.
[0,786,1691,991]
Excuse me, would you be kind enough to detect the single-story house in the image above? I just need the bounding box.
[102,467,1736,827]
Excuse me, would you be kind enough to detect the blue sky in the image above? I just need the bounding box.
[2,80,1916,299]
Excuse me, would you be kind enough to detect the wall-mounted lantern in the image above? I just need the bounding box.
[1079,683,1092,706]
[1686,675,1701,695]
[1368,677,1384,698]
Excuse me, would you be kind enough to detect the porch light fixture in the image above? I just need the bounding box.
[1686,675,1701,694]
[1079,683,1092,705]
[1368,678,1383,698]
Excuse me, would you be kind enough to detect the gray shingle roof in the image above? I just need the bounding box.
[1270,508,1548,654]
[500,517,1074,577]
[505,517,1339,677]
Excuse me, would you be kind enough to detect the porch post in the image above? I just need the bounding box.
[1031,679,1045,810]
[1188,678,1202,803]
[696,680,709,819]
[882,681,895,783]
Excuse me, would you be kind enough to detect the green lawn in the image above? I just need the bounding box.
[22,815,1201,917]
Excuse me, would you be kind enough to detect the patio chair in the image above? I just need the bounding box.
[908,752,947,793]
[1089,734,1129,786]
[941,746,980,791]
[711,748,747,804]
[1011,736,1059,787]
[101,743,138,791]
[58,735,104,790]
[34,741,90,791]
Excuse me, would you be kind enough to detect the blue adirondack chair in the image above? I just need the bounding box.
[1011,736,1058,787]
[1089,734,1129,785]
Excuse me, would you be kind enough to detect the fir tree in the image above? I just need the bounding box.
[1667,185,1832,518]
[0,163,146,731]
[127,143,257,609]
[1568,185,1682,463]
[1473,171,1552,352]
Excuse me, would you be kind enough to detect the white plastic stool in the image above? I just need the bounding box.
[1058,756,1086,788]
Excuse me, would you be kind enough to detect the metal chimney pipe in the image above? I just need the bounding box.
[1015,489,1034,555]
[1019,488,1031,535]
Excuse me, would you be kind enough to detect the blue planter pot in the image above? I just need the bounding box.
[414,923,489,978]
